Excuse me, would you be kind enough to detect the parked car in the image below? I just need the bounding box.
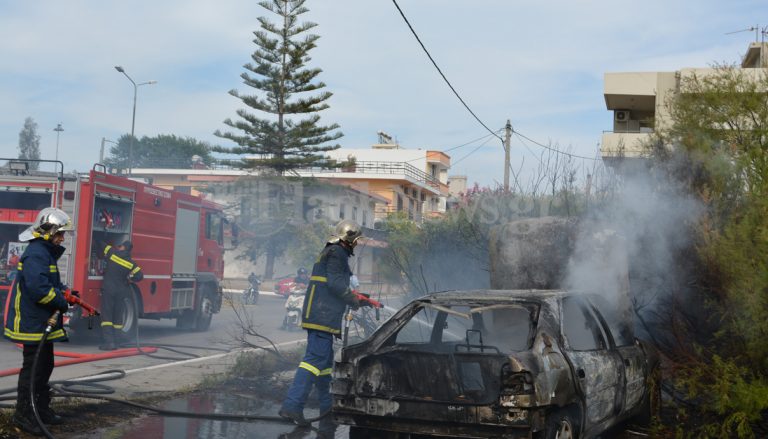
[332,290,660,439]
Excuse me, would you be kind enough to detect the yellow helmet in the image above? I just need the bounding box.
[329,219,362,247]
[19,208,73,242]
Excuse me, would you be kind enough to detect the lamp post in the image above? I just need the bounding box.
[114,66,157,174]
[53,123,64,162]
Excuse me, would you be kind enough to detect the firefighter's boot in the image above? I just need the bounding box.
[99,325,116,351]
[13,389,43,436]
[280,368,314,427]
[36,387,64,425]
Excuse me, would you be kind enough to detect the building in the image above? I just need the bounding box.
[296,136,452,222]
[601,42,768,163]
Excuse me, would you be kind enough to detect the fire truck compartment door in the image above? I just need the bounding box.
[173,207,200,274]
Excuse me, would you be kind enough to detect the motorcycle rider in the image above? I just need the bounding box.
[294,267,309,285]
[100,240,143,350]
[279,220,364,437]
[3,208,72,434]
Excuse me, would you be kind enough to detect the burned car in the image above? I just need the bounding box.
[332,290,660,439]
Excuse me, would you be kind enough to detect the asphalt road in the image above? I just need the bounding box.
[0,292,302,392]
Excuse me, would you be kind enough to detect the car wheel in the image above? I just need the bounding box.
[633,366,662,426]
[545,410,577,439]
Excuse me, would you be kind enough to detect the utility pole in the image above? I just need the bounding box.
[503,119,512,192]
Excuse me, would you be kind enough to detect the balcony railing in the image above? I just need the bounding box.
[302,161,440,189]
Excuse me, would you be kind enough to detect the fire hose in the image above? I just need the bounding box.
[6,290,331,438]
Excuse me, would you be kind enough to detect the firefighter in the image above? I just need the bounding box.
[279,220,363,436]
[3,208,72,435]
[100,240,143,350]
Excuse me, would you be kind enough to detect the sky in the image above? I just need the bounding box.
[0,0,765,187]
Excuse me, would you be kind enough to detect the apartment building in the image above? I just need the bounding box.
[602,42,768,163]
[296,135,451,222]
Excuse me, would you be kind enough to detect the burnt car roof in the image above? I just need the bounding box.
[415,289,570,303]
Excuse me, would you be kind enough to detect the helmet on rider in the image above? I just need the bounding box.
[19,208,73,242]
[297,267,308,276]
[329,219,362,248]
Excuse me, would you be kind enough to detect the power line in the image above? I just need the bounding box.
[390,0,503,143]
[452,135,497,166]
[513,130,600,161]
[400,131,498,163]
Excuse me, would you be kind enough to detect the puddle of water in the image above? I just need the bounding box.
[80,392,348,439]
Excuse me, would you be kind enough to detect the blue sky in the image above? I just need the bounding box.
[0,0,765,186]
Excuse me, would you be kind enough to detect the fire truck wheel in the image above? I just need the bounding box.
[118,287,139,337]
[193,287,215,332]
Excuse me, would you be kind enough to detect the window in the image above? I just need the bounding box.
[395,307,438,344]
[362,210,368,227]
[590,295,634,346]
[205,212,223,245]
[562,297,606,351]
[339,203,346,220]
[352,206,358,222]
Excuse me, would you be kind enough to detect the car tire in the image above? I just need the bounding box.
[633,366,662,426]
[544,410,577,439]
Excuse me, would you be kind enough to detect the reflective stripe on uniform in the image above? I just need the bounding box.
[14,284,21,332]
[103,245,112,256]
[101,322,113,327]
[109,254,134,270]
[300,322,341,334]
[17,262,23,270]
[299,361,321,376]
[113,324,123,330]
[38,288,57,305]
[319,368,332,376]
[49,265,58,273]
[4,327,65,342]
[305,285,315,319]
[130,266,142,276]
[310,276,327,282]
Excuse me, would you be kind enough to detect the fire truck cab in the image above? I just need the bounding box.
[0,159,225,336]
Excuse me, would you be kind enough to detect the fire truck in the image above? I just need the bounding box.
[0,159,225,336]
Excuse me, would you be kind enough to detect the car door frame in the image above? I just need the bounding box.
[559,296,624,429]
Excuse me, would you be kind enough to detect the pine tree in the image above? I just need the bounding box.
[214,0,343,175]
[18,117,41,170]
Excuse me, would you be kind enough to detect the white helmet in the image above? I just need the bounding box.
[19,208,73,242]
[329,219,362,247]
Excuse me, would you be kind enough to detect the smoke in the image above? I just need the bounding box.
[564,163,703,342]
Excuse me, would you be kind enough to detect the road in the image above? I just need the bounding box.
[0,292,302,392]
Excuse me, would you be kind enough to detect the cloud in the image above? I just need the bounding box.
[0,0,765,184]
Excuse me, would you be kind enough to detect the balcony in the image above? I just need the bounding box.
[601,131,653,159]
[297,161,442,194]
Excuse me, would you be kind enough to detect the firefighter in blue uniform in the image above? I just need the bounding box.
[280,220,364,436]
[3,208,72,435]
[100,240,143,350]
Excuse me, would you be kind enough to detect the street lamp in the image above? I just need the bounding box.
[53,123,64,162]
[114,65,157,174]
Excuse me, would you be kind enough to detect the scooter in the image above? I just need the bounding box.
[281,285,305,330]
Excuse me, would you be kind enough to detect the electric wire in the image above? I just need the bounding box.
[514,130,600,161]
[390,0,503,143]
[451,135,497,166]
[402,131,499,164]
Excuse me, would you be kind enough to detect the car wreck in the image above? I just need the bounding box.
[332,290,660,439]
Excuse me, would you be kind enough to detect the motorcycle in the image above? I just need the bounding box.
[281,285,306,330]
[243,279,261,305]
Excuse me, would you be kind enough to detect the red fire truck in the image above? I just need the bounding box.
[0,159,225,336]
